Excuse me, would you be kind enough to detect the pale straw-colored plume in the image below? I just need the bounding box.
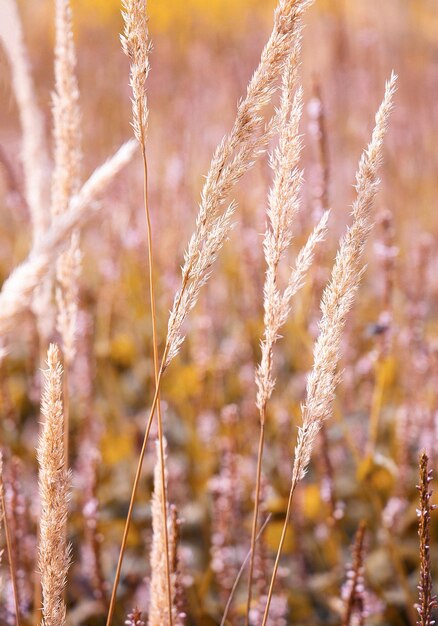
[246,46,328,621]
[120,3,173,623]
[120,0,151,144]
[37,343,71,626]
[291,72,397,486]
[0,140,137,339]
[261,72,397,626]
[256,52,329,415]
[108,2,316,619]
[164,0,315,369]
[0,0,51,245]
[149,440,178,626]
[51,0,83,365]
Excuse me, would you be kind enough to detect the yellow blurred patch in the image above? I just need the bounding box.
[303,484,324,522]
[110,333,137,368]
[165,363,202,403]
[101,427,135,465]
[357,453,396,498]
[265,518,295,553]
[73,0,275,32]
[8,377,26,413]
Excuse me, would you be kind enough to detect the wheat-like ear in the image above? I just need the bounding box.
[37,343,71,626]
[118,3,174,625]
[261,72,397,626]
[0,0,51,245]
[246,44,328,621]
[0,140,137,340]
[292,72,397,486]
[164,0,315,369]
[107,2,315,621]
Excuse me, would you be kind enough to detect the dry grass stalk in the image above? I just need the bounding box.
[261,72,397,626]
[108,0,315,619]
[37,344,71,626]
[341,522,367,626]
[416,452,437,626]
[120,0,151,143]
[52,0,83,366]
[0,452,21,625]
[121,1,173,622]
[0,0,50,245]
[246,45,328,620]
[0,139,137,339]
[164,0,315,368]
[148,440,178,626]
[106,3,173,625]
[292,72,397,487]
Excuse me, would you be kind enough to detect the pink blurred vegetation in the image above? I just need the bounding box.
[0,0,437,625]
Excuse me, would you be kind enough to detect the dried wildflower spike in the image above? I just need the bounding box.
[341,522,367,626]
[125,608,145,626]
[4,457,34,615]
[0,453,21,625]
[416,452,437,626]
[37,344,71,626]
[121,0,151,143]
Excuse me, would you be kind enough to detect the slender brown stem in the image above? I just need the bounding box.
[105,373,161,626]
[141,143,173,626]
[106,120,175,625]
[105,137,195,624]
[221,514,272,626]
[245,411,266,625]
[105,268,193,625]
[261,478,298,626]
[1,482,20,626]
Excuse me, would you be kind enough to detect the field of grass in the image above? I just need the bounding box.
[0,1,437,625]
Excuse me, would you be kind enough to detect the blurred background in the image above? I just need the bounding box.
[0,1,438,624]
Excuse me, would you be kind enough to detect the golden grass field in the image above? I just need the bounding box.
[0,1,437,625]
